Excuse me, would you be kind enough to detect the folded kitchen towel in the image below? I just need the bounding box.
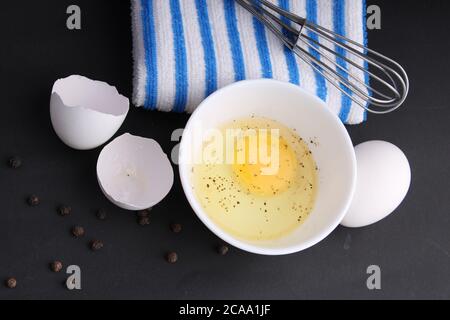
[131,0,368,124]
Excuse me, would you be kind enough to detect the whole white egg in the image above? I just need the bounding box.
[341,141,411,228]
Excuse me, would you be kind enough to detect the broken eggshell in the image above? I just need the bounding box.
[50,75,129,150]
[97,133,174,210]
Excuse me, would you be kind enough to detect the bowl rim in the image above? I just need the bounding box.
[179,79,356,255]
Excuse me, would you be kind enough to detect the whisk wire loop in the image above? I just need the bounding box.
[236,0,409,114]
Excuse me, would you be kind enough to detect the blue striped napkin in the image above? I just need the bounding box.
[131,0,368,124]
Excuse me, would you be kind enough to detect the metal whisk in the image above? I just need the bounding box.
[236,0,409,114]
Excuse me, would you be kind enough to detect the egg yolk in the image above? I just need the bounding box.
[232,135,298,196]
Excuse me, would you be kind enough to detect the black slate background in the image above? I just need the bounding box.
[0,0,449,300]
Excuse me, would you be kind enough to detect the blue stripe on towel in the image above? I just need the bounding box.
[170,0,188,112]
[224,0,246,81]
[306,0,327,102]
[279,0,300,85]
[362,0,368,121]
[195,0,217,97]
[141,0,158,110]
[334,0,353,122]
[252,6,273,78]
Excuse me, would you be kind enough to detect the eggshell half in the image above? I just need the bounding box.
[341,141,411,228]
[97,133,174,210]
[50,75,129,150]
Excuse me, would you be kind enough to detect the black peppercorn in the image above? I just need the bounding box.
[170,223,182,233]
[136,209,151,218]
[50,261,63,273]
[8,156,22,169]
[96,208,107,220]
[166,252,178,264]
[90,240,104,251]
[138,216,150,226]
[217,245,229,256]
[27,195,40,206]
[58,205,71,217]
[5,277,17,289]
[71,226,85,238]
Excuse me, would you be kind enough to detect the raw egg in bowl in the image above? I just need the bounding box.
[179,79,357,255]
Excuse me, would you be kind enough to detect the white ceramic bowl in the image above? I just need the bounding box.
[179,80,356,255]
